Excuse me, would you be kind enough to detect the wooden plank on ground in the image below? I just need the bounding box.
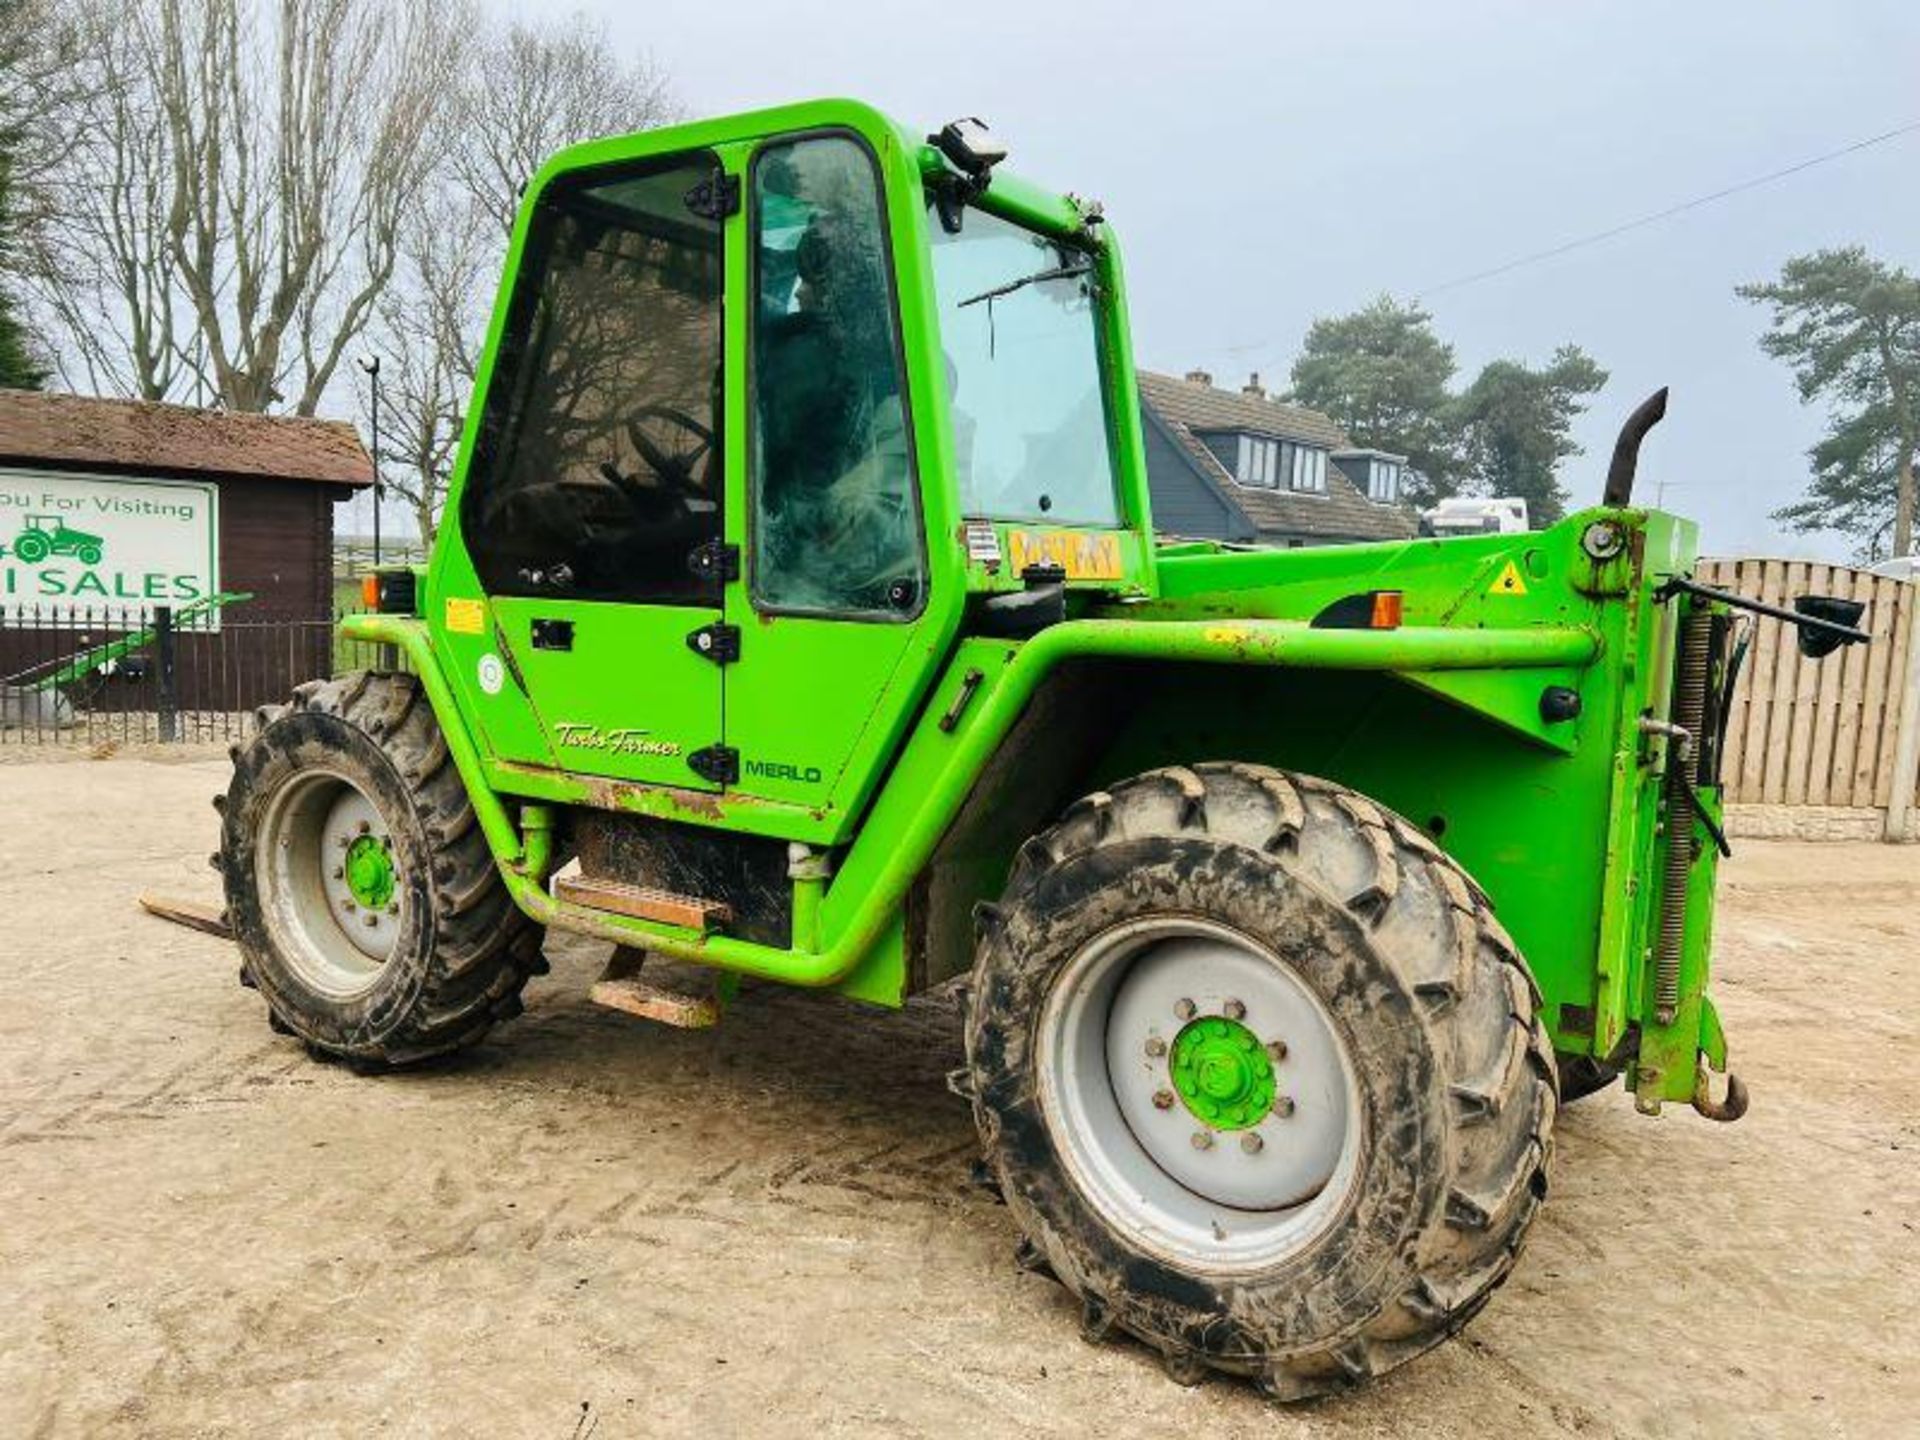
[137,893,232,939]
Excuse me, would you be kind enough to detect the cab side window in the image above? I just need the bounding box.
[464,153,724,605]
[750,136,924,617]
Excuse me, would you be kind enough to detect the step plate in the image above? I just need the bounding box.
[555,875,733,932]
[589,976,721,1029]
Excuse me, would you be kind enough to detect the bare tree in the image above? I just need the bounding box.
[364,11,678,543]
[363,195,489,546]
[11,5,185,398]
[18,0,469,413]
[454,12,678,241]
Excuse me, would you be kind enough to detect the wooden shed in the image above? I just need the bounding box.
[0,392,372,729]
[0,389,372,619]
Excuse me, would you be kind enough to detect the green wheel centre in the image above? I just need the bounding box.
[343,835,396,910]
[1169,1016,1275,1130]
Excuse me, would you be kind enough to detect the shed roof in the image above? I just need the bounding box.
[0,389,373,488]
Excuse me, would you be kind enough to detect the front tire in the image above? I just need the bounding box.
[964,763,1556,1399]
[220,672,545,1067]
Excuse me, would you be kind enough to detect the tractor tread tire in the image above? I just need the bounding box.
[221,671,543,1068]
[966,762,1557,1401]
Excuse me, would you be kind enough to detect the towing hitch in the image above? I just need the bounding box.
[1692,1063,1751,1123]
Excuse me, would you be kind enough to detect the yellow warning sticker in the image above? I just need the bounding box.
[444,596,487,635]
[1005,528,1125,581]
[1488,560,1529,597]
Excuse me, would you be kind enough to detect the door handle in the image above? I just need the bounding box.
[530,619,574,652]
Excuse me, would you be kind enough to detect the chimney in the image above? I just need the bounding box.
[1184,368,1213,387]
[1243,372,1266,400]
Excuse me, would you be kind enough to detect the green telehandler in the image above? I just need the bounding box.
[215,101,1867,1398]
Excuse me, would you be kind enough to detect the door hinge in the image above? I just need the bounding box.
[688,744,739,786]
[684,170,740,221]
[687,539,741,585]
[686,621,740,665]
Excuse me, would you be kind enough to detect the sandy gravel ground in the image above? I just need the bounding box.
[2,755,1916,1439]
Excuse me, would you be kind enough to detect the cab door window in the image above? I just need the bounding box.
[464,153,724,605]
[750,136,924,617]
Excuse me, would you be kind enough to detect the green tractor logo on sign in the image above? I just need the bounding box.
[3,514,106,566]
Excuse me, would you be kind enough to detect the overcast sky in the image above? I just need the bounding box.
[504,0,1919,559]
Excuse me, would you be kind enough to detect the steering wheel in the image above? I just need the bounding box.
[625,405,715,498]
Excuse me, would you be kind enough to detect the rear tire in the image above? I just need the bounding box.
[964,763,1556,1399]
[219,671,545,1067]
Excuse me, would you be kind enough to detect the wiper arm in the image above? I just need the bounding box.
[957,259,1093,308]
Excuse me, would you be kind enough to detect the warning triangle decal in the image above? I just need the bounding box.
[1488,560,1528,597]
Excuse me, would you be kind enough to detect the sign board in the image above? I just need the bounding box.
[0,468,221,628]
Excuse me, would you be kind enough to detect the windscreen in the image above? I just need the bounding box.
[928,208,1119,526]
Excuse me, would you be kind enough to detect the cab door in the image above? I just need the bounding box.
[459,149,734,789]
[720,131,946,822]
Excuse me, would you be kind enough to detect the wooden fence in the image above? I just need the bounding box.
[1698,558,1920,824]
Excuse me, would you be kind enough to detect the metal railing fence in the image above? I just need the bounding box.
[0,604,398,746]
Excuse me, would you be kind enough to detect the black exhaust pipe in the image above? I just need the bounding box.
[1603,386,1669,508]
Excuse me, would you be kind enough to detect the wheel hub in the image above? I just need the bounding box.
[1170,1016,1274,1130]
[258,773,403,995]
[343,834,395,911]
[1042,920,1362,1270]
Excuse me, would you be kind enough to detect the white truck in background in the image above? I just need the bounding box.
[1420,496,1531,537]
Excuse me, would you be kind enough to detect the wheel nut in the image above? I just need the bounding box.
[387,903,400,916]
[1190,1130,1213,1150]
[340,899,355,912]
[1266,1039,1288,1062]
[336,835,350,849]
[332,865,344,880]
[1152,1089,1176,1110]
[363,914,378,928]
[1145,1036,1167,1058]
[1174,998,1196,1021]
[1274,1096,1296,1118]
[1223,998,1246,1021]
[357,820,371,834]
[1240,1132,1264,1154]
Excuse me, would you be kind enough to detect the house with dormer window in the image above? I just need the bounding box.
[1137,370,1417,547]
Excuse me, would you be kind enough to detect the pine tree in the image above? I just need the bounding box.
[1739,248,1920,558]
